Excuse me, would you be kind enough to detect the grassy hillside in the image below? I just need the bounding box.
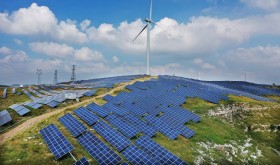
[1,92,279,164]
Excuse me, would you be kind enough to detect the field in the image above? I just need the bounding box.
[0,78,280,165]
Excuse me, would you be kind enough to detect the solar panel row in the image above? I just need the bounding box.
[103,102,129,116]
[87,103,110,117]
[121,145,160,165]
[47,101,59,108]
[135,136,188,165]
[9,104,30,116]
[40,124,74,160]
[58,113,87,138]
[0,110,12,126]
[74,107,99,125]
[2,88,7,99]
[24,101,43,109]
[77,132,122,165]
[92,120,130,152]
[122,113,157,137]
[105,114,139,138]
[83,90,96,97]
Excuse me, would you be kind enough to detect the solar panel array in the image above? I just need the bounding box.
[121,145,160,165]
[74,107,99,125]
[105,114,139,138]
[73,157,91,165]
[135,136,188,165]
[87,103,110,117]
[58,113,87,137]
[92,120,130,152]
[40,124,74,160]
[0,110,12,126]
[77,132,122,165]
[9,104,30,116]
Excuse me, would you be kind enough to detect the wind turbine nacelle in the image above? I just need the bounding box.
[145,18,151,23]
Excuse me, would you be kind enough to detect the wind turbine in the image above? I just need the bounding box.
[132,0,173,75]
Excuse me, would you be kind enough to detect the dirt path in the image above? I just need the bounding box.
[0,78,143,145]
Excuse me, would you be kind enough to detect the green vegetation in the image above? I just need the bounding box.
[1,84,280,164]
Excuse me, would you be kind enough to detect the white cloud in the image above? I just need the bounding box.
[74,47,105,62]
[0,3,87,43]
[0,50,28,63]
[226,45,280,67]
[0,3,57,35]
[192,58,216,69]
[240,0,280,10]
[55,20,88,43]
[29,42,75,58]
[112,56,120,63]
[86,13,280,55]
[80,19,91,31]
[0,47,12,55]
[13,39,23,45]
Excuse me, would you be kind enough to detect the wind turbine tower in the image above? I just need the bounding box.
[132,0,173,75]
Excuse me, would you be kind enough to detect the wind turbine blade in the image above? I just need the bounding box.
[151,20,174,39]
[150,0,153,20]
[132,24,148,42]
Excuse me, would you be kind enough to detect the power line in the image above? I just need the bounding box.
[36,69,42,85]
[53,70,58,84]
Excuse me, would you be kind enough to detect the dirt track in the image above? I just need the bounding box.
[0,78,142,145]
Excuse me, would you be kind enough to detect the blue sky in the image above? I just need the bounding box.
[0,0,280,85]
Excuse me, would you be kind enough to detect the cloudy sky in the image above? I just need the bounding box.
[0,0,280,85]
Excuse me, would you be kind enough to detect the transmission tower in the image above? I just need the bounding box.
[53,70,58,84]
[36,69,42,86]
[70,65,76,82]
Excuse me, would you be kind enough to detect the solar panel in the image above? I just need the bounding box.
[83,90,96,97]
[47,100,59,108]
[0,110,12,126]
[40,124,74,160]
[2,88,7,98]
[122,113,157,137]
[103,102,129,116]
[73,107,99,125]
[12,88,16,94]
[87,103,110,117]
[77,132,122,165]
[25,101,43,109]
[92,120,130,152]
[58,113,87,137]
[122,145,160,165]
[135,136,188,165]
[145,115,180,140]
[103,94,114,101]
[105,114,139,138]
[9,104,30,116]
[73,157,91,165]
